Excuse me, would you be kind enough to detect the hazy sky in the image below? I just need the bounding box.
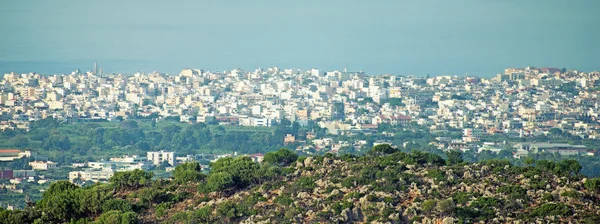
[1,0,599,76]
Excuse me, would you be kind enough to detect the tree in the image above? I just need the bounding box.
[78,186,113,216]
[370,144,397,156]
[173,162,205,184]
[206,172,234,192]
[42,135,71,150]
[119,120,139,129]
[445,150,463,165]
[524,157,535,166]
[37,181,80,222]
[549,128,563,135]
[555,159,582,176]
[263,148,298,167]
[210,157,260,188]
[109,169,153,190]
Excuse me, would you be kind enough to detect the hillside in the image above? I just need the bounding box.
[2,147,600,223]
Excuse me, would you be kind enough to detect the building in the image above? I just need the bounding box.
[110,155,147,163]
[0,149,31,161]
[69,168,114,183]
[249,153,264,163]
[0,169,13,179]
[28,161,57,170]
[284,134,296,144]
[12,170,35,178]
[147,150,175,166]
[515,143,587,156]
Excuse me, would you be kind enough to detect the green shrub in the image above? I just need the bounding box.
[560,190,580,199]
[531,203,572,217]
[584,178,600,192]
[96,210,138,224]
[295,176,316,191]
[155,202,171,218]
[274,195,294,206]
[102,199,132,213]
[421,199,437,214]
[194,206,213,222]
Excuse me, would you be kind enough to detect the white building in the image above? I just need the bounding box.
[147,150,175,166]
[28,161,57,170]
[69,168,114,183]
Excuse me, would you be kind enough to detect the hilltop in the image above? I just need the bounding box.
[2,146,600,223]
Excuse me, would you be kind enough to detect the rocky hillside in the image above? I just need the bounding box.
[3,147,600,224]
[161,154,600,223]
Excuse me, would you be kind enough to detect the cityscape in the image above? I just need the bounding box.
[2,1,600,223]
[2,65,600,211]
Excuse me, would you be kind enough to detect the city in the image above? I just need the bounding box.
[1,66,600,211]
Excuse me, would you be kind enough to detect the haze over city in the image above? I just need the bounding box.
[1,0,599,76]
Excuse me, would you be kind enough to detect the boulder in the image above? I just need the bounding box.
[341,208,353,222]
[304,157,314,167]
[442,217,455,224]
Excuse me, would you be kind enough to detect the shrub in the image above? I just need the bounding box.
[531,203,572,217]
[295,176,316,191]
[584,178,600,192]
[421,199,437,214]
[96,210,138,224]
[102,199,132,213]
[172,162,205,184]
[216,200,250,221]
[155,202,171,218]
[194,206,213,222]
[436,198,456,214]
[498,185,527,200]
[274,195,294,206]
[560,190,580,199]
[110,170,153,190]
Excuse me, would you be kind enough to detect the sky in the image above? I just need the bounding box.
[1,0,599,77]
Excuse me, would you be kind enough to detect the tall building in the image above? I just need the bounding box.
[147,150,175,166]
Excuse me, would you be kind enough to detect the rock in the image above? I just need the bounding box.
[442,217,455,224]
[481,165,490,173]
[297,192,310,199]
[352,207,364,222]
[421,217,433,224]
[463,170,473,179]
[359,195,370,207]
[330,189,340,197]
[358,185,371,194]
[374,201,387,212]
[304,157,314,167]
[341,208,352,222]
[306,210,316,221]
[315,179,327,188]
[301,170,312,177]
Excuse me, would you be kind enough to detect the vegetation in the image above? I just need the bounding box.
[2,145,599,223]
